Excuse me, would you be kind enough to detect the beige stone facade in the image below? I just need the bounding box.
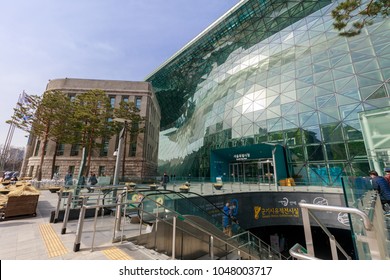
[21,78,160,182]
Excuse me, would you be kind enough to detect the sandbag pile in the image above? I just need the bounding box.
[6,182,40,196]
[0,181,40,196]
[0,195,7,208]
[0,181,40,209]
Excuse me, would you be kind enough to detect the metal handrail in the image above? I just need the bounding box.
[140,190,287,259]
[297,200,379,260]
[132,193,262,260]
[289,243,320,260]
[72,192,262,259]
[228,230,287,259]
[299,202,372,230]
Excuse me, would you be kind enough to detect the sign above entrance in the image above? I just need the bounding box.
[234,153,250,161]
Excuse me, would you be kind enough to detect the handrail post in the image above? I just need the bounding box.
[139,202,145,235]
[300,207,315,257]
[53,189,63,223]
[61,191,73,234]
[115,193,123,232]
[73,196,87,252]
[91,192,102,251]
[210,235,214,260]
[329,236,338,260]
[172,215,176,260]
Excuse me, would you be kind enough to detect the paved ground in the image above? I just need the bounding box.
[0,182,342,260]
[0,189,170,260]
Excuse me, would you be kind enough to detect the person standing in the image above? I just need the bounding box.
[369,170,390,212]
[64,172,73,187]
[87,173,98,193]
[384,167,390,185]
[222,202,232,236]
[162,172,169,190]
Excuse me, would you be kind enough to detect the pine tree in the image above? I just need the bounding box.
[7,90,74,180]
[332,0,389,36]
[73,89,115,180]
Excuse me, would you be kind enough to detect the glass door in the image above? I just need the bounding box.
[258,159,274,184]
[243,161,259,183]
[229,163,243,183]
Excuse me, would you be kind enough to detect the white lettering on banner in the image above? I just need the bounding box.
[233,153,250,160]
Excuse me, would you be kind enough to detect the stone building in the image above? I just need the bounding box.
[21,78,161,181]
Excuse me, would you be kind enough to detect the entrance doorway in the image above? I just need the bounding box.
[229,159,274,184]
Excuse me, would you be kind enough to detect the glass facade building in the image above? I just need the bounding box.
[146,0,390,186]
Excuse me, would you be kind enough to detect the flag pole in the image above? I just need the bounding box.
[0,93,21,171]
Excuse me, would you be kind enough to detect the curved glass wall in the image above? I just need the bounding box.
[146,0,390,186]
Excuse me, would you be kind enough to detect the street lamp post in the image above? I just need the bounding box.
[113,126,125,185]
[113,118,128,186]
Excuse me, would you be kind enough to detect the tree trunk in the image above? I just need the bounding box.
[86,129,95,176]
[51,142,59,179]
[37,128,49,181]
[122,128,128,179]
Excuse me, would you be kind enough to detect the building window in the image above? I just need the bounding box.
[122,96,129,103]
[129,142,137,157]
[56,143,65,156]
[109,96,116,108]
[70,144,79,156]
[69,94,76,102]
[35,165,40,178]
[135,97,142,109]
[100,139,109,157]
[98,166,106,177]
[68,166,75,174]
[53,166,60,178]
[34,140,41,156]
[28,166,34,177]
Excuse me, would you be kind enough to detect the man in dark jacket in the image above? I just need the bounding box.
[384,167,390,185]
[87,173,98,193]
[162,172,169,190]
[369,170,390,212]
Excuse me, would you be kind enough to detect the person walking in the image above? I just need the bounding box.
[64,172,73,187]
[369,170,390,212]
[162,172,169,190]
[87,172,98,193]
[222,202,232,236]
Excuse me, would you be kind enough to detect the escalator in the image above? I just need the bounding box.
[118,189,286,260]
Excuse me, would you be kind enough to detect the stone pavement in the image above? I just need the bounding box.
[0,189,169,260]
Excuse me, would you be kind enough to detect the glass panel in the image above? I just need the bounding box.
[308,163,328,185]
[326,143,347,160]
[321,123,344,142]
[347,141,367,159]
[299,111,319,127]
[285,128,304,145]
[288,146,305,162]
[290,164,308,185]
[343,121,363,140]
[307,144,324,161]
[327,163,345,186]
[302,126,322,143]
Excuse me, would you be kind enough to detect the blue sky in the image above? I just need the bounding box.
[0,0,240,148]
